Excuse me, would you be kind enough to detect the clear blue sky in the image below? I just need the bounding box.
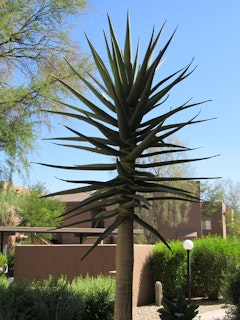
[14,0,240,192]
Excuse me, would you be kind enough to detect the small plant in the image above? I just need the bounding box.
[7,252,15,277]
[158,296,199,320]
[0,253,7,274]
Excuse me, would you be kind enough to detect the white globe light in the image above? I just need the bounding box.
[183,239,194,250]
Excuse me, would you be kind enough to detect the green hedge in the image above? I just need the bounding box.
[0,275,115,320]
[191,237,230,299]
[150,240,187,299]
[222,260,240,306]
[221,260,240,320]
[150,236,240,300]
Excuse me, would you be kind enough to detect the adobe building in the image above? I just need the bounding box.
[157,200,202,241]
[201,201,228,239]
[53,192,118,244]
[55,181,229,244]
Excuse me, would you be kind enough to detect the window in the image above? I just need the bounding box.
[202,219,212,230]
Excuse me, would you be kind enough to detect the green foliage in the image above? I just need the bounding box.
[221,261,240,320]
[6,251,15,276]
[158,296,199,320]
[191,236,234,300]
[19,183,65,228]
[201,181,225,216]
[222,260,240,306]
[0,275,115,320]
[151,241,187,299]
[0,254,7,276]
[71,275,115,320]
[201,179,240,232]
[0,0,90,180]
[30,276,84,320]
[0,253,7,268]
[151,237,240,300]
[0,183,65,230]
[0,185,22,225]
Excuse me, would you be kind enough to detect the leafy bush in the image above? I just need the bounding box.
[71,275,115,320]
[151,236,240,300]
[0,253,7,268]
[221,260,240,320]
[150,241,187,299]
[222,260,240,306]
[0,279,35,320]
[190,237,228,299]
[31,276,84,320]
[6,252,14,276]
[0,275,115,320]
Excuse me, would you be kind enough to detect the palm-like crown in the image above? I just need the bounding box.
[41,14,212,255]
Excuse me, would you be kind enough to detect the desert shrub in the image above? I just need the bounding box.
[150,240,187,299]
[71,274,115,320]
[0,275,115,320]
[0,280,36,320]
[31,276,84,320]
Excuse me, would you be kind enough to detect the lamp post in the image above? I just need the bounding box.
[183,239,194,304]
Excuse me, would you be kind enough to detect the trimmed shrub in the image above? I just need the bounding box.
[191,236,240,300]
[221,260,240,320]
[222,260,240,305]
[150,240,187,299]
[191,237,227,299]
[151,236,240,300]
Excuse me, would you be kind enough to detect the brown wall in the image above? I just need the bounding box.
[58,202,117,244]
[158,201,202,240]
[201,202,227,238]
[14,244,154,307]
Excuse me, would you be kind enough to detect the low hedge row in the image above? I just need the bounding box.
[0,274,115,320]
[150,236,240,300]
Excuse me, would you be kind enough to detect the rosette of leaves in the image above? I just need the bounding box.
[40,12,214,320]
[158,296,199,320]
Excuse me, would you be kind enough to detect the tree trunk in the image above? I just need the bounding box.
[114,218,134,320]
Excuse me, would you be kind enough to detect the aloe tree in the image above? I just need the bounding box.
[40,14,214,320]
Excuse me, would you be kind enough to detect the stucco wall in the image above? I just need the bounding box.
[202,202,227,238]
[158,201,202,240]
[14,244,154,307]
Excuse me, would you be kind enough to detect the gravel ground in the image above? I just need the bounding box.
[133,300,229,320]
